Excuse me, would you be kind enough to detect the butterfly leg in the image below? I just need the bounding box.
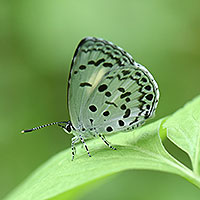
[79,135,91,158]
[71,136,79,161]
[96,133,117,150]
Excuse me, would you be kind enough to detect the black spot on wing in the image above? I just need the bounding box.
[106,76,114,79]
[120,92,131,99]
[88,58,105,66]
[79,65,86,70]
[106,46,111,50]
[103,111,110,116]
[120,104,126,110]
[146,104,151,109]
[88,60,95,65]
[80,82,92,87]
[123,108,131,118]
[105,91,111,97]
[145,85,151,91]
[105,101,118,108]
[89,105,97,112]
[103,63,113,67]
[118,87,125,93]
[114,50,120,55]
[141,77,147,83]
[106,126,113,132]
[135,72,141,77]
[125,97,130,102]
[98,84,108,92]
[122,70,131,76]
[146,94,153,101]
[96,58,105,66]
[118,120,125,126]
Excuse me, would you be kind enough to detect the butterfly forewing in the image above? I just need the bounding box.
[68,37,134,129]
[68,37,159,134]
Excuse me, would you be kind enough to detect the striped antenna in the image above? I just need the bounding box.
[21,121,68,134]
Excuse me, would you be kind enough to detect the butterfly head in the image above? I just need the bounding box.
[58,121,74,134]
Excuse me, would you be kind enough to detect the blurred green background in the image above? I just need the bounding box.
[1,0,200,199]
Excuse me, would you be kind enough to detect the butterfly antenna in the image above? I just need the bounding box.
[21,121,68,134]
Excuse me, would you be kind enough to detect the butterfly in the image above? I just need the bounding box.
[21,37,159,160]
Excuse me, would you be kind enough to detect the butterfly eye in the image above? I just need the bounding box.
[66,124,72,132]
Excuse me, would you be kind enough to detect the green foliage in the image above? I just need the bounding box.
[4,96,200,200]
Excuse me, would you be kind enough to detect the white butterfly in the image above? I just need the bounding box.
[22,37,159,160]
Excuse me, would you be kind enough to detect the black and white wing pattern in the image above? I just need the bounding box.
[67,37,159,135]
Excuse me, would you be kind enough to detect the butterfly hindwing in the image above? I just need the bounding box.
[82,64,158,134]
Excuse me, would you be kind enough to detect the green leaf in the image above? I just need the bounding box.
[4,96,200,200]
[163,96,200,176]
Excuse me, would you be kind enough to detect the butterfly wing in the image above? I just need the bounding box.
[68,37,159,134]
[68,37,134,129]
